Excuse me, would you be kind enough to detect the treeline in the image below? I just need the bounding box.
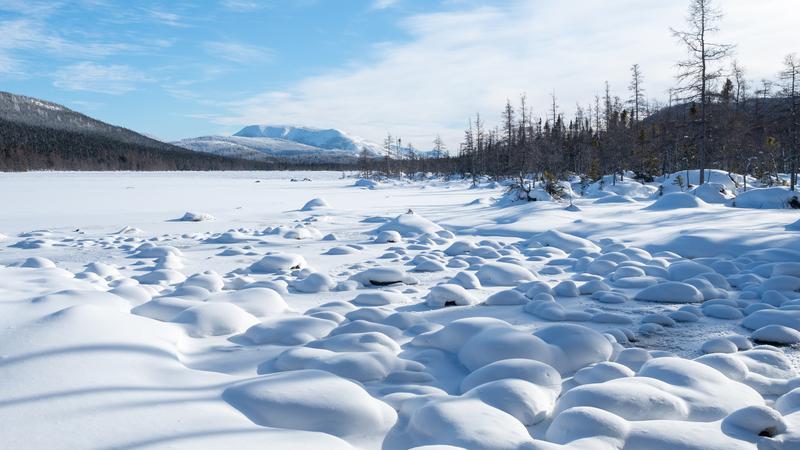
[0,119,355,172]
[365,0,799,191]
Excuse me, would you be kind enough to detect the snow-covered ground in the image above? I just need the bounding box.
[1,171,800,450]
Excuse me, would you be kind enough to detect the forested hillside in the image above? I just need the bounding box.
[0,92,278,171]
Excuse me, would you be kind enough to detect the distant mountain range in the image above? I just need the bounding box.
[0,90,431,171]
[0,91,277,171]
[173,125,383,162]
[174,125,432,162]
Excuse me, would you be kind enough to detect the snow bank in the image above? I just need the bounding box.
[734,187,800,209]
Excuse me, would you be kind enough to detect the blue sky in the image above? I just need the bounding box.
[1,0,798,148]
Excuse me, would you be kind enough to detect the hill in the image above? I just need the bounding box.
[0,91,278,171]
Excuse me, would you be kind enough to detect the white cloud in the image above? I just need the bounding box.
[53,62,152,94]
[210,0,800,149]
[220,0,265,12]
[147,9,186,27]
[204,41,273,64]
[371,0,399,10]
[0,18,138,76]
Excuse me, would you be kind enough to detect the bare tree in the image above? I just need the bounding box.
[782,53,800,190]
[383,132,393,175]
[672,0,734,184]
[628,64,646,124]
[432,134,446,159]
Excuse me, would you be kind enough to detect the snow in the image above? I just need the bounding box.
[476,262,537,286]
[249,252,308,273]
[734,187,800,209]
[222,369,396,447]
[645,192,710,210]
[2,170,800,450]
[426,284,478,308]
[180,211,215,221]
[375,210,443,237]
[752,325,800,345]
[634,281,705,303]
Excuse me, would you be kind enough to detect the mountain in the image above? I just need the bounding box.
[175,125,434,162]
[174,125,383,162]
[234,125,383,155]
[0,91,278,171]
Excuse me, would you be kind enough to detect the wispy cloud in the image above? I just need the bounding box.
[371,0,399,10]
[203,41,273,64]
[0,0,63,15]
[53,62,152,94]
[146,8,186,27]
[0,18,139,76]
[220,0,265,12]
[211,0,799,148]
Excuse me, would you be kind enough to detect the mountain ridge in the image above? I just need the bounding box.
[0,91,280,171]
[175,124,433,162]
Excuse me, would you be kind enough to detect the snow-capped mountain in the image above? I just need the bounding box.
[174,125,384,162]
[234,125,383,155]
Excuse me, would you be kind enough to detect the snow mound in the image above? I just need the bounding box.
[131,244,183,259]
[243,316,338,345]
[134,269,186,285]
[690,182,735,204]
[476,262,537,286]
[354,178,379,189]
[634,281,704,303]
[525,230,600,252]
[301,197,330,211]
[375,230,403,243]
[179,211,214,222]
[83,262,121,279]
[460,358,561,394]
[645,192,709,210]
[385,396,535,450]
[291,272,336,293]
[272,345,416,382]
[20,256,57,268]
[449,271,482,289]
[207,288,290,317]
[751,324,800,344]
[594,194,637,204]
[743,309,800,332]
[249,253,308,273]
[223,369,396,444]
[554,357,764,421]
[351,291,410,306]
[182,271,225,292]
[349,267,419,287]
[204,231,252,244]
[734,187,800,209]
[172,302,258,337]
[426,284,478,309]
[484,289,528,305]
[374,210,443,237]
